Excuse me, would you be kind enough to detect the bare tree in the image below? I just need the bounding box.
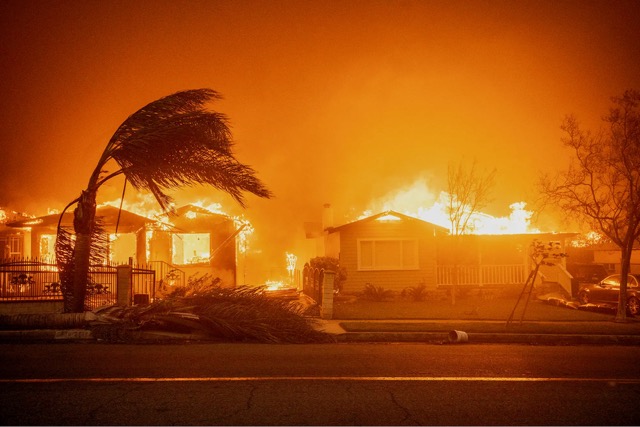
[539,89,640,322]
[447,159,496,235]
[446,159,496,304]
[57,89,272,312]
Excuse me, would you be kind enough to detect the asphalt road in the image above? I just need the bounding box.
[1,343,639,425]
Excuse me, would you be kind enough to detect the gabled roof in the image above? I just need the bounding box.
[0,207,33,225]
[170,204,230,220]
[328,210,449,235]
[5,205,154,232]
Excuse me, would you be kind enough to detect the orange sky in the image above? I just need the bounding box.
[1,0,639,281]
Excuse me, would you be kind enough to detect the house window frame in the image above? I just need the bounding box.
[356,238,419,271]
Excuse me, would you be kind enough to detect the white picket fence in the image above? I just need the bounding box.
[436,264,527,286]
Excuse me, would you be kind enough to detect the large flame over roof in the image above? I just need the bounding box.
[357,178,539,234]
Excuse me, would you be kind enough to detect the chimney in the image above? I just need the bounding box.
[322,203,334,231]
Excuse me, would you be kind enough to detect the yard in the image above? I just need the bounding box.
[332,289,623,322]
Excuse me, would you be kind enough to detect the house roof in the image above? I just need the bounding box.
[5,205,154,233]
[0,207,33,225]
[327,210,449,234]
[170,204,230,220]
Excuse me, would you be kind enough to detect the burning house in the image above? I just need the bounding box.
[3,203,241,286]
[151,204,240,286]
[4,205,153,264]
[0,207,33,260]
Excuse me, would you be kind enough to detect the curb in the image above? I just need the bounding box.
[2,329,639,345]
[0,329,94,342]
[335,331,640,345]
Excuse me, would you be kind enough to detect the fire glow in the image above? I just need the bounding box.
[359,179,539,235]
[98,194,256,265]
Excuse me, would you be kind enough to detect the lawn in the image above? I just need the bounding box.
[332,292,621,322]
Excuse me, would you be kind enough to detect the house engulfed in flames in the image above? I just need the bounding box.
[1,204,240,286]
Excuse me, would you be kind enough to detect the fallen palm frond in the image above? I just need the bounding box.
[90,275,334,343]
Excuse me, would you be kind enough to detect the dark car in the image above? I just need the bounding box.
[577,274,640,316]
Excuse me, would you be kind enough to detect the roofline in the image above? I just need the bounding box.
[327,210,449,234]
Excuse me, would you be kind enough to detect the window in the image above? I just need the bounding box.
[357,239,418,270]
[172,233,210,265]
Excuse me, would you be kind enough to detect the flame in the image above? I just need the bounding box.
[101,194,256,255]
[358,179,539,234]
[286,252,297,275]
[101,193,167,219]
[234,216,254,254]
[190,200,224,214]
[570,231,605,248]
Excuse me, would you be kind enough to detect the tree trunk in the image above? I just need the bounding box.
[615,241,633,322]
[66,190,97,313]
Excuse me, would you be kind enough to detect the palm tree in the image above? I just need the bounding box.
[57,89,272,312]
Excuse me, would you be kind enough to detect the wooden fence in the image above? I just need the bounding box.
[436,264,527,286]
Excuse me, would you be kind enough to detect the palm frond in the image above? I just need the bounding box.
[94,89,272,210]
[91,275,333,343]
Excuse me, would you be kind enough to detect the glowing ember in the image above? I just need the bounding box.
[264,280,288,291]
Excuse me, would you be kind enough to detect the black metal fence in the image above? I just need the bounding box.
[0,258,155,310]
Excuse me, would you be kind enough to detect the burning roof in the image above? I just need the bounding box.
[5,205,155,233]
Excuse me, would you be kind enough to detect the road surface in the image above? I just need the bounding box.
[1,342,638,425]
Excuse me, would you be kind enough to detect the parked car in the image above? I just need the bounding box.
[577,274,640,316]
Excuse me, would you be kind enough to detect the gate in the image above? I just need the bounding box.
[302,263,324,305]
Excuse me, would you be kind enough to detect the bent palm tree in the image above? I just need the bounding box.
[57,89,272,312]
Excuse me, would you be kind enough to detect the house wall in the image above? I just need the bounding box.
[209,221,237,286]
[337,219,438,294]
[324,233,340,259]
[592,249,640,274]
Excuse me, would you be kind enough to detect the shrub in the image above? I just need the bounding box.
[361,283,395,301]
[401,284,429,301]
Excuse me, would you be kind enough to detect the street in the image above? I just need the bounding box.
[1,343,639,425]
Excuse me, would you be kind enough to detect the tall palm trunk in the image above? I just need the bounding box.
[66,189,97,313]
